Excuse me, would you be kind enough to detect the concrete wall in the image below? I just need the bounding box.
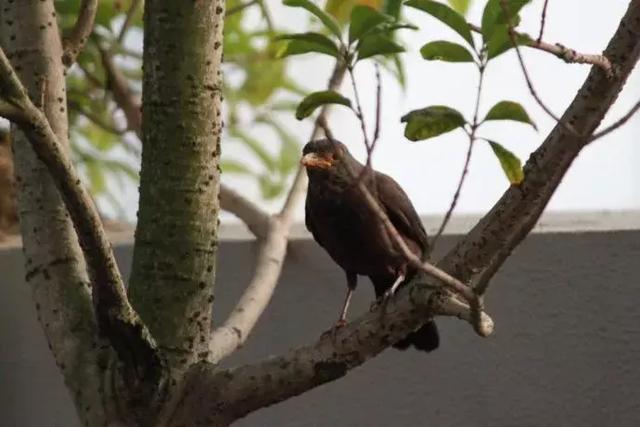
[1,228,639,426]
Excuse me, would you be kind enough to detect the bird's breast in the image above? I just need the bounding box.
[306,184,403,277]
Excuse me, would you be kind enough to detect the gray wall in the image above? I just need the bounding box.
[1,230,639,426]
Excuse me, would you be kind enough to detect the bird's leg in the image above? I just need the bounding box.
[383,273,405,300]
[370,273,405,312]
[321,272,357,341]
[336,287,354,328]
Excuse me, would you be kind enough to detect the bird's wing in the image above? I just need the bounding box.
[375,171,430,255]
[305,198,326,249]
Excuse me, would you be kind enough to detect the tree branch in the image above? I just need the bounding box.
[98,45,142,135]
[589,97,640,143]
[537,0,551,43]
[116,0,142,46]
[452,0,640,296]
[171,274,492,425]
[62,0,98,67]
[0,46,164,387]
[219,185,270,239]
[207,58,348,363]
[468,23,612,75]
[170,1,640,421]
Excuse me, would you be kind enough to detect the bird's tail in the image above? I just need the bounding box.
[393,319,439,352]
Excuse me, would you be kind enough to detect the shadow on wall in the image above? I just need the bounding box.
[1,231,640,426]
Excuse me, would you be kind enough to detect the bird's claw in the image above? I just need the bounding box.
[320,319,347,342]
[369,289,395,313]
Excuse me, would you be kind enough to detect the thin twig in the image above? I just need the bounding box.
[98,45,142,136]
[498,1,580,136]
[62,0,98,67]
[116,0,142,46]
[432,63,486,247]
[257,0,275,32]
[469,23,612,75]
[537,0,550,43]
[227,0,260,17]
[371,64,382,156]
[589,98,640,143]
[347,65,371,149]
[68,100,128,135]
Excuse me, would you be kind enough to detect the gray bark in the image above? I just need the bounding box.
[0,1,111,425]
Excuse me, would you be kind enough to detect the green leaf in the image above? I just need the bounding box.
[231,129,277,172]
[405,0,474,47]
[384,0,403,19]
[447,0,472,16]
[276,32,339,58]
[486,27,532,58]
[484,100,537,129]
[241,56,286,105]
[487,141,524,184]
[481,0,530,42]
[401,106,466,141]
[220,160,255,175]
[296,90,352,120]
[85,160,106,194]
[259,175,285,199]
[283,0,343,39]
[357,33,404,60]
[420,40,475,62]
[349,5,393,44]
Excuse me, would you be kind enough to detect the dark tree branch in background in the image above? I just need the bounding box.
[116,0,142,45]
[62,0,98,67]
[99,46,143,135]
[0,46,163,387]
[68,99,128,135]
[537,0,551,43]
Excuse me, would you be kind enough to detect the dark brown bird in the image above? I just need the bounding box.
[302,139,438,352]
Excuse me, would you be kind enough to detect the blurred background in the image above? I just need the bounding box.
[1,0,638,230]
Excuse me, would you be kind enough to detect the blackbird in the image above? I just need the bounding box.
[302,138,439,352]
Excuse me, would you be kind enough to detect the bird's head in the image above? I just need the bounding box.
[301,139,355,176]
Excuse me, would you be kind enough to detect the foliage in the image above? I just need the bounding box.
[400,0,535,184]
[58,0,542,215]
[280,0,536,185]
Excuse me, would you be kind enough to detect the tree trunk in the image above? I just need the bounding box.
[0,1,113,425]
[0,130,17,239]
[128,0,224,374]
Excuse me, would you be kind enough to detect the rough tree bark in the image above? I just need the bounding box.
[128,0,225,375]
[0,1,112,425]
[0,1,639,426]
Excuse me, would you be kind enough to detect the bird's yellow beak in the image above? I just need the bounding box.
[301,152,333,169]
